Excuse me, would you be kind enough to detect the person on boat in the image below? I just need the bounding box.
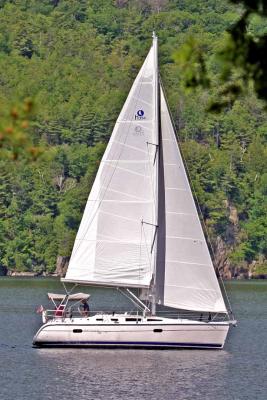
[79,299,90,317]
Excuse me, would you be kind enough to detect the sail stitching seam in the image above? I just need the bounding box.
[166,259,211,266]
[112,139,148,154]
[100,186,148,201]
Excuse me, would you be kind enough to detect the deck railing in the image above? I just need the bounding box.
[42,309,229,323]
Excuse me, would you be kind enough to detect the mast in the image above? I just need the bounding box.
[153,31,159,144]
[151,31,160,315]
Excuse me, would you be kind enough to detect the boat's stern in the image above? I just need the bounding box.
[32,323,47,347]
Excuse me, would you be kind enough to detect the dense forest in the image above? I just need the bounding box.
[0,0,266,278]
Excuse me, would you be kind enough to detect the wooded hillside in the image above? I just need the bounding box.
[0,0,266,278]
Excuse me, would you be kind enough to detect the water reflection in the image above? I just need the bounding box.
[32,348,231,400]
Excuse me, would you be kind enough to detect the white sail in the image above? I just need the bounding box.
[63,38,159,288]
[159,87,227,313]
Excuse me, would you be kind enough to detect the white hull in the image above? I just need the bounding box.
[33,314,230,349]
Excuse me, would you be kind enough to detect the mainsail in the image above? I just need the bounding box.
[63,36,159,288]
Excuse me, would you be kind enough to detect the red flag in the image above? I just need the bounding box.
[36,305,45,314]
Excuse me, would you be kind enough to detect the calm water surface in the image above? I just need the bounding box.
[0,278,266,400]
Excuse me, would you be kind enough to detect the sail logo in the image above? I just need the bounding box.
[133,125,144,136]
[135,109,146,120]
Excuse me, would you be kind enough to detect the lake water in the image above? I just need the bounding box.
[0,278,266,400]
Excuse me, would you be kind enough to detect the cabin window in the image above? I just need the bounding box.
[125,318,142,322]
[96,318,103,321]
[111,318,119,322]
[73,329,83,333]
[153,329,163,333]
[147,319,162,322]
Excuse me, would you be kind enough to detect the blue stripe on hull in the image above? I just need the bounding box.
[34,341,223,349]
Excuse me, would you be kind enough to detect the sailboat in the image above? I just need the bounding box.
[33,33,235,349]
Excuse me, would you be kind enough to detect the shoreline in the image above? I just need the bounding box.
[0,272,267,280]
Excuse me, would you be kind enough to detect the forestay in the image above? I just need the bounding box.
[63,38,159,288]
[158,87,227,313]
